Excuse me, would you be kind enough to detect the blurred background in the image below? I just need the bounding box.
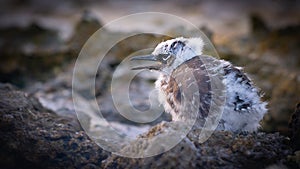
[0,0,299,136]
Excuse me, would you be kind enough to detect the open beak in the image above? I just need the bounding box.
[131,54,157,61]
[130,54,161,70]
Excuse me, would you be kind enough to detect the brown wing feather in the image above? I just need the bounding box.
[162,56,212,118]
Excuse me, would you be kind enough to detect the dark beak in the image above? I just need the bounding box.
[131,54,157,61]
[130,54,161,70]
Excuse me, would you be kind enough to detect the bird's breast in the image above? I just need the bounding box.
[156,56,212,121]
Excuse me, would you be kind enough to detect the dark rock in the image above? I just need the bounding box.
[0,83,109,169]
[0,82,296,168]
[68,10,102,54]
[289,103,300,151]
[0,10,102,88]
[0,23,71,87]
[200,25,213,40]
[262,73,300,135]
[250,14,270,39]
[103,122,293,169]
[288,150,300,168]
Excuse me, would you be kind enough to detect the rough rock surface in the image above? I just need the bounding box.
[103,122,293,169]
[289,103,300,151]
[0,84,109,169]
[0,83,297,168]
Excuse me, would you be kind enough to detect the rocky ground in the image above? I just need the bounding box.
[0,0,300,168]
[0,83,299,168]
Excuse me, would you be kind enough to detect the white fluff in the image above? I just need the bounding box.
[151,37,267,132]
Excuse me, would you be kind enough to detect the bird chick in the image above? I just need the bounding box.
[131,37,267,132]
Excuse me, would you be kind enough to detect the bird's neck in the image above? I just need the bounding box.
[161,54,199,75]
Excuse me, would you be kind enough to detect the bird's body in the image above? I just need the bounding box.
[132,37,267,132]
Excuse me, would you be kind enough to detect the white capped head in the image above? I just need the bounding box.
[153,37,204,57]
[131,37,204,73]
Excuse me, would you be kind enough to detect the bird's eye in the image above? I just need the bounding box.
[160,54,170,61]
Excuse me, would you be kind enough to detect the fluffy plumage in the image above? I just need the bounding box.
[132,37,267,132]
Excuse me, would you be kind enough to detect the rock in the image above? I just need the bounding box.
[250,14,270,40]
[68,10,102,54]
[0,82,295,168]
[288,151,300,169]
[0,83,109,169]
[103,122,293,169]
[199,25,213,40]
[0,23,71,87]
[289,103,300,151]
[0,10,102,88]
[262,73,300,134]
